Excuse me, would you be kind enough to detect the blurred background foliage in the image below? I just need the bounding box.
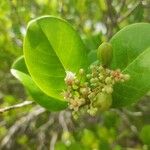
[0,0,150,149]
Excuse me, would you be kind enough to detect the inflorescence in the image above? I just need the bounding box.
[62,64,130,119]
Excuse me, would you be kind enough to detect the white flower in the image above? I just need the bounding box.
[64,71,76,85]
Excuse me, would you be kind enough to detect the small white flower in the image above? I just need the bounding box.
[65,71,76,85]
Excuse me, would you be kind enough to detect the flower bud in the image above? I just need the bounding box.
[79,68,84,75]
[123,74,130,80]
[65,71,76,85]
[93,93,112,112]
[72,85,78,90]
[78,98,85,105]
[80,87,89,96]
[75,79,80,85]
[105,77,112,84]
[98,66,104,71]
[90,78,99,83]
[97,42,113,68]
[90,65,96,70]
[104,86,113,94]
[86,74,92,79]
[87,107,98,116]
[72,111,79,120]
[99,75,104,80]
[88,92,95,99]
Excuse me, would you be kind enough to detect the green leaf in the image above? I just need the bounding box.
[11,56,67,111]
[82,33,102,51]
[139,125,150,145]
[110,23,150,70]
[88,49,97,65]
[24,16,88,100]
[110,23,150,107]
[68,142,83,150]
[55,142,67,150]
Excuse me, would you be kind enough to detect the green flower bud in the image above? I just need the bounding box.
[72,84,78,90]
[94,78,99,82]
[62,131,71,142]
[72,111,79,120]
[97,42,113,68]
[75,79,80,85]
[79,68,84,75]
[87,107,98,116]
[91,83,98,87]
[86,74,92,79]
[123,74,130,80]
[106,69,111,74]
[90,78,99,83]
[90,65,95,70]
[74,91,80,98]
[105,86,113,94]
[99,75,104,80]
[78,98,85,105]
[82,82,89,87]
[121,79,125,82]
[88,92,95,99]
[105,77,112,84]
[80,87,89,96]
[93,93,112,112]
[102,85,113,94]
[98,66,104,71]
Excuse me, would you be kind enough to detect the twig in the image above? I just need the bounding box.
[106,0,117,25]
[50,132,58,150]
[0,106,46,149]
[59,111,68,132]
[105,0,119,38]
[123,109,143,117]
[0,101,35,113]
[111,109,138,135]
[37,116,55,150]
[8,0,22,26]
[119,0,126,13]
[117,1,141,23]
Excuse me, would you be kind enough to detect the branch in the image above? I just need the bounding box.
[0,101,34,113]
[0,106,46,149]
[106,0,117,25]
[117,1,141,23]
[119,0,126,13]
[37,116,55,150]
[50,132,58,150]
[59,111,68,132]
[123,108,142,117]
[105,0,120,38]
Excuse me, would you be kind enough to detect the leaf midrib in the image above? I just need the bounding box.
[122,47,150,73]
[37,20,66,72]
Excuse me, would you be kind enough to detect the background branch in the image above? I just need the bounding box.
[0,106,46,149]
[117,1,142,23]
[0,101,35,113]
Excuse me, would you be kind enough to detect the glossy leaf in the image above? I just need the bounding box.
[110,23,150,70]
[110,23,150,107]
[139,125,150,145]
[11,56,67,111]
[88,49,97,65]
[24,16,88,100]
[82,33,102,51]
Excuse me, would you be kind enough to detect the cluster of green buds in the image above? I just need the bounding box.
[62,42,130,119]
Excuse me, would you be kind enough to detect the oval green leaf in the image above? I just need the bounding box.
[24,16,88,100]
[110,23,150,107]
[110,23,150,70]
[11,56,67,111]
[139,125,150,145]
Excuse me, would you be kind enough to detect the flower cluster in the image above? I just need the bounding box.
[63,64,130,119]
